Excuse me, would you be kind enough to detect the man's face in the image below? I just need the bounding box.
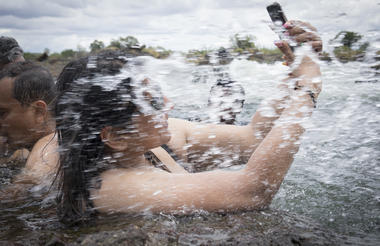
[0,77,40,151]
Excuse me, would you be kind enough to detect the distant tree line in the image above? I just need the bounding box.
[186,34,283,65]
[24,35,173,62]
[185,30,378,65]
[23,31,377,67]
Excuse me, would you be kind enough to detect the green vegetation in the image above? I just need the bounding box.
[229,34,282,63]
[23,36,173,78]
[23,52,41,60]
[142,46,172,59]
[230,34,257,54]
[332,31,369,63]
[90,40,105,52]
[23,31,374,72]
[333,45,368,62]
[105,36,173,58]
[60,49,76,58]
[338,31,362,48]
[249,47,282,64]
[318,51,332,62]
[185,34,282,65]
[27,36,173,62]
[25,36,172,63]
[109,36,140,50]
[185,49,212,65]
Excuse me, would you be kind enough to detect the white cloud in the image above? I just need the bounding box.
[0,0,378,52]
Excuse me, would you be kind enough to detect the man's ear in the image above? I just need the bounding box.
[100,126,128,152]
[30,100,48,124]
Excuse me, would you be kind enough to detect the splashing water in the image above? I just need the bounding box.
[1,40,379,243]
[138,50,380,239]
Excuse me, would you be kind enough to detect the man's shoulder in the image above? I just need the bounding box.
[12,132,58,187]
[24,133,58,173]
[29,133,57,157]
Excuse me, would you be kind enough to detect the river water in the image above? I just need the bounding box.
[142,52,380,240]
[0,49,379,243]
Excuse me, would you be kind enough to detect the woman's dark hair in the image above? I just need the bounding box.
[55,50,138,225]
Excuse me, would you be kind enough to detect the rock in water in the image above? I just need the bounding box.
[71,210,376,245]
[2,209,377,245]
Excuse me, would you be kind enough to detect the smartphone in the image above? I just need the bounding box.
[266,2,288,26]
[267,2,294,51]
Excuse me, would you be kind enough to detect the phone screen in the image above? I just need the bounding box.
[267,3,287,25]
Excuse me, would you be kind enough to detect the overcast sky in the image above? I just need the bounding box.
[0,0,379,53]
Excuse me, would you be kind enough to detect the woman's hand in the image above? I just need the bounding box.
[275,20,322,65]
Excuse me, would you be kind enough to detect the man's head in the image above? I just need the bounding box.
[0,36,25,70]
[0,61,57,151]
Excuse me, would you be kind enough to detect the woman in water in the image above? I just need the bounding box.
[55,21,322,223]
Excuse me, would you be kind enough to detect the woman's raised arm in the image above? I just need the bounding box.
[168,20,322,167]
[242,56,321,204]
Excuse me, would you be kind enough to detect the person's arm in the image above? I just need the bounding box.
[18,133,58,181]
[0,133,58,201]
[167,74,291,166]
[93,56,321,213]
[166,74,292,166]
[168,20,321,166]
[95,87,316,213]
[246,19,322,149]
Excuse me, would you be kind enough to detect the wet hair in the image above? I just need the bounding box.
[55,50,138,225]
[0,61,56,108]
[0,36,24,65]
